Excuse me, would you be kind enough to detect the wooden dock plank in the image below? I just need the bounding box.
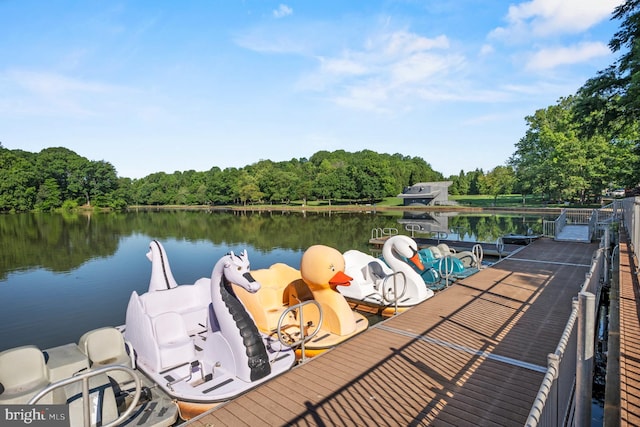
[619,232,640,427]
[189,238,598,426]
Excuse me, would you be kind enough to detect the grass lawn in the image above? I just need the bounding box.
[212,194,599,210]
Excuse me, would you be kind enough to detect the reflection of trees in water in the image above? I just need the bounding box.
[0,212,121,279]
[0,211,398,279]
[447,214,548,242]
[0,210,553,280]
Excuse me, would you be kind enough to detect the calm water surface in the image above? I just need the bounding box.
[0,209,552,351]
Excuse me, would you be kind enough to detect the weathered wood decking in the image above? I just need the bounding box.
[618,232,640,426]
[188,238,598,426]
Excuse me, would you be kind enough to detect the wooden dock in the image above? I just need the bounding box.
[187,238,598,426]
[616,231,640,426]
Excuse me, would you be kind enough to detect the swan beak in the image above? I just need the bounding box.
[329,270,353,290]
[409,253,425,271]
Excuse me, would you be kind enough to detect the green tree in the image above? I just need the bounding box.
[510,97,612,203]
[34,178,62,211]
[575,0,640,186]
[478,166,515,205]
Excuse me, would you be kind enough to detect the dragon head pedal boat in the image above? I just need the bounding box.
[124,241,296,419]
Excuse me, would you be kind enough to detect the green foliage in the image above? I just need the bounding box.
[0,146,120,212]
[122,149,443,207]
[451,194,546,207]
[574,0,640,187]
[509,97,624,203]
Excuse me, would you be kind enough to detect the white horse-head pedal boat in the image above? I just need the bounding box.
[0,326,179,427]
[340,235,434,316]
[124,244,296,420]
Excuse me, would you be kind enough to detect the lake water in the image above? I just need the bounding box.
[0,209,553,352]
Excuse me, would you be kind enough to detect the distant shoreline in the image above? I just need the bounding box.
[126,204,563,215]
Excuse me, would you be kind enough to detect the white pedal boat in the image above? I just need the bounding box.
[340,235,434,315]
[124,241,296,419]
[0,326,179,427]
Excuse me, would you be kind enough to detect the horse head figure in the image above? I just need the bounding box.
[209,250,270,382]
[215,250,260,294]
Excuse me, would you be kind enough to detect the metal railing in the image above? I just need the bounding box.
[371,227,398,240]
[525,237,607,426]
[621,197,640,263]
[527,197,639,426]
[277,299,323,364]
[28,365,142,427]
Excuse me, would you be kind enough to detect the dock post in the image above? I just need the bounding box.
[603,227,610,285]
[575,291,595,427]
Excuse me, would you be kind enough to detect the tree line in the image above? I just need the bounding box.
[0,146,452,211]
[1,1,639,212]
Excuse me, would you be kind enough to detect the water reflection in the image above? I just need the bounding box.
[0,209,552,351]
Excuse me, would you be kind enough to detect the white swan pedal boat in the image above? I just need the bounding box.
[0,326,179,427]
[340,235,435,315]
[123,241,296,419]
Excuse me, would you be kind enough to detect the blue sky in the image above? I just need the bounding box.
[1,0,623,179]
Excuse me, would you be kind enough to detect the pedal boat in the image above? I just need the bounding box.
[417,242,481,283]
[0,326,179,427]
[232,244,369,358]
[339,235,434,316]
[123,241,296,419]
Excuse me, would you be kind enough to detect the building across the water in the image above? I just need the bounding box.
[398,181,453,206]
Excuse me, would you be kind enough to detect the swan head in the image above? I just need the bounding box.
[385,235,425,271]
[147,240,179,291]
[301,245,352,291]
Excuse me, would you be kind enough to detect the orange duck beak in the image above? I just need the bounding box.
[409,252,425,271]
[329,270,352,291]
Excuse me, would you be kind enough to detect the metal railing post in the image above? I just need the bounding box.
[575,291,595,427]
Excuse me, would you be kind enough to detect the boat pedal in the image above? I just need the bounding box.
[136,402,156,425]
[190,373,213,387]
[274,353,292,362]
[203,378,234,394]
[311,333,330,343]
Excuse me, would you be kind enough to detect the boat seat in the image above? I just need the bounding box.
[153,312,195,370]
[0,345,52,404]
[238,263,302,332]
[367,261,387,281]
[78,327,133,384]
[437,243,477,268]
[140,281,210,335]
[363,261,388,290]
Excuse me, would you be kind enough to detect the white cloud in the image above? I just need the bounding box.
[320,57,369,76]
[382,32,449,55]
[491,0,621,39]
[479,44,494,56]
[273,4,293,19]
[1,69,140,117]
[298,29,469,112]
[525,41,612,70]
[8,69,114,96]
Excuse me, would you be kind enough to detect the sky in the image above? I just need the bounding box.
[0,0,624,179]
